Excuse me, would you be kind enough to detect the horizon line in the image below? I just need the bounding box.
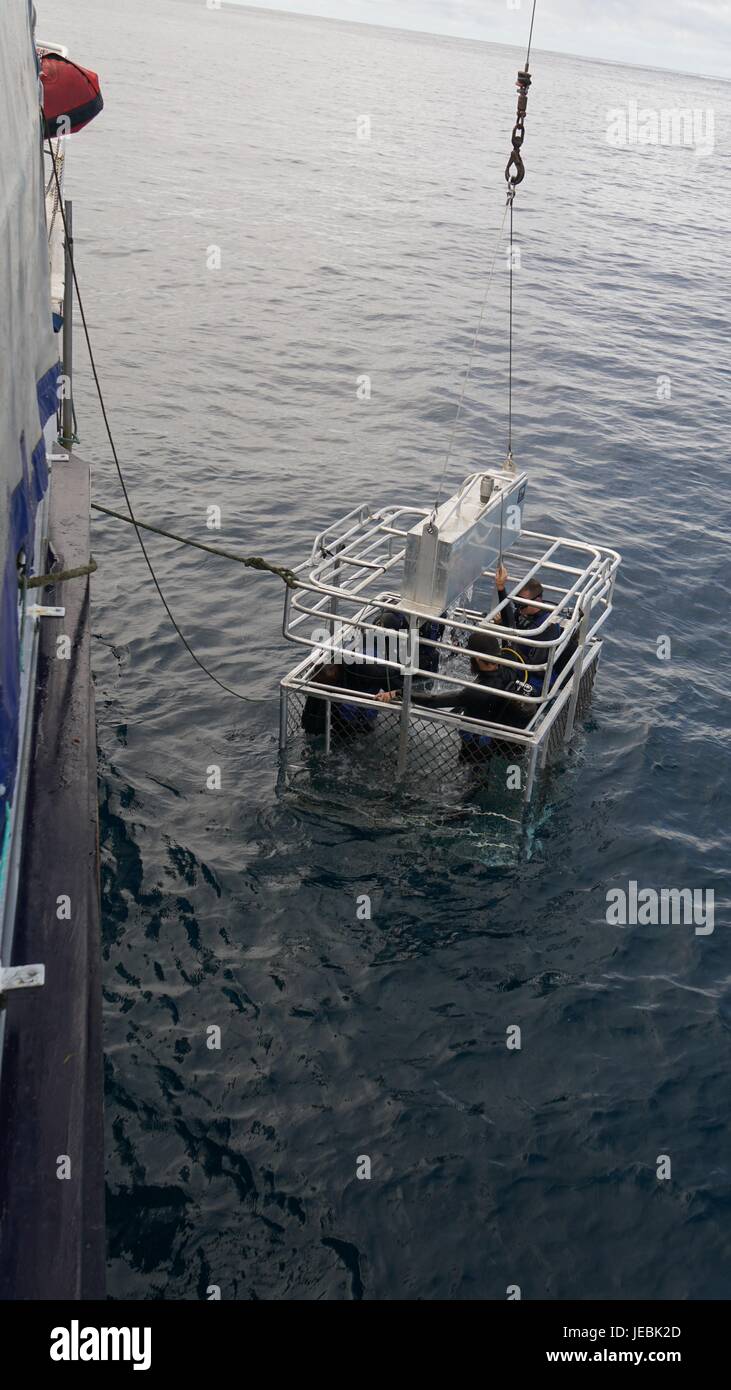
[221,1,730,86]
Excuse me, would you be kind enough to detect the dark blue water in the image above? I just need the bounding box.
[40,0,730,1299]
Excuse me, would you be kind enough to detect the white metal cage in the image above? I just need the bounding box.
[279,474,620,803]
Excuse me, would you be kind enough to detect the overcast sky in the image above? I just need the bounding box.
[232,1,731,79]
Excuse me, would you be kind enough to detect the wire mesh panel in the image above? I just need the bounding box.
[543,652,599,762]
[281,638,602,811]
[284,686,531,802]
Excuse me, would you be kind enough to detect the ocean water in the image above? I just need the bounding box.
[37,0,730,1299]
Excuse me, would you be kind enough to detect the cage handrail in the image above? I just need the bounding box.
[296,523,617,617]
[284,573,613,710]
[287,578,611,659]
[285,620,569,704]
[286,585,605,664]
[282,635,601,743]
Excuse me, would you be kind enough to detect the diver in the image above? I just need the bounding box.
[378,608,445,677]
[301,660,381,738]
[301,608,445,742]
[495,564,573,695]
[301,647,404,739]
[375,629,531,762]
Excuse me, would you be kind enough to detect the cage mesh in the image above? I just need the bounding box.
[282,650,599,803]
[543,653,598,762]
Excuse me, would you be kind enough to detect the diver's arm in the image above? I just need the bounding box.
[375,685,464,709]
[377,679,479,709]
[497,590,516,629]
[410,686,468,710]
[495,564,517,628]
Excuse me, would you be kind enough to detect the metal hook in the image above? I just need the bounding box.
[505,151,525,187]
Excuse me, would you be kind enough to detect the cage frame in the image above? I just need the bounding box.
[278,491,621,803]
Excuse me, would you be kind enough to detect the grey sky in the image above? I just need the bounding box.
[231,1,731,79]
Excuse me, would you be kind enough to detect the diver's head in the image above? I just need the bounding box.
[318,661,341,683]
[467,630,501,673]
[379,608,407,631]
[517,576,543,617]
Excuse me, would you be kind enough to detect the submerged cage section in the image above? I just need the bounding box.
[279,474,620,803]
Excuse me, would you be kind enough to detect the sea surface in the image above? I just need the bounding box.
[37,0,730,1299]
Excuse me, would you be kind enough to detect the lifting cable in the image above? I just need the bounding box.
[430,201,510,523]
[505,0,537,469]
[432,0,537,520]
[45,128,296,704]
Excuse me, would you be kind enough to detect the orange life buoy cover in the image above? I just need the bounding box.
[40,53,103,138]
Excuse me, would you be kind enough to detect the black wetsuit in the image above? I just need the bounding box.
[380,612,445,675]
[411,665,530,758]
[301,616,443,741]
[497,586,565,693]
[412,665,517,719]
[302,660,400,738]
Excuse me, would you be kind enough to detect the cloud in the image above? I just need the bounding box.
[234,0,731,78]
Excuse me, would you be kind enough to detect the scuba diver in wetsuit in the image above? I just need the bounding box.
[378,608,445,676]
[301,608,444,740]
[495,564,572,695]
[301,659,389,738]
[375,629,531,763]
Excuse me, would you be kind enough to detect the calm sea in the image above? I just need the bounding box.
[37,0,730,1299]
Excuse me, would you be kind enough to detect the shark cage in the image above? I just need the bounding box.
[278,469,620,805]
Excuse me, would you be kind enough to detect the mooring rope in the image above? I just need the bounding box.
[90,503,298,587]
[21,558,97,589]
[45,125,296,703]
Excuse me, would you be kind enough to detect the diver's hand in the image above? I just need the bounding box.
[496,563,509,590]
[375,689,398,703]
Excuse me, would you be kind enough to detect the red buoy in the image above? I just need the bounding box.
[40,53,104,138]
